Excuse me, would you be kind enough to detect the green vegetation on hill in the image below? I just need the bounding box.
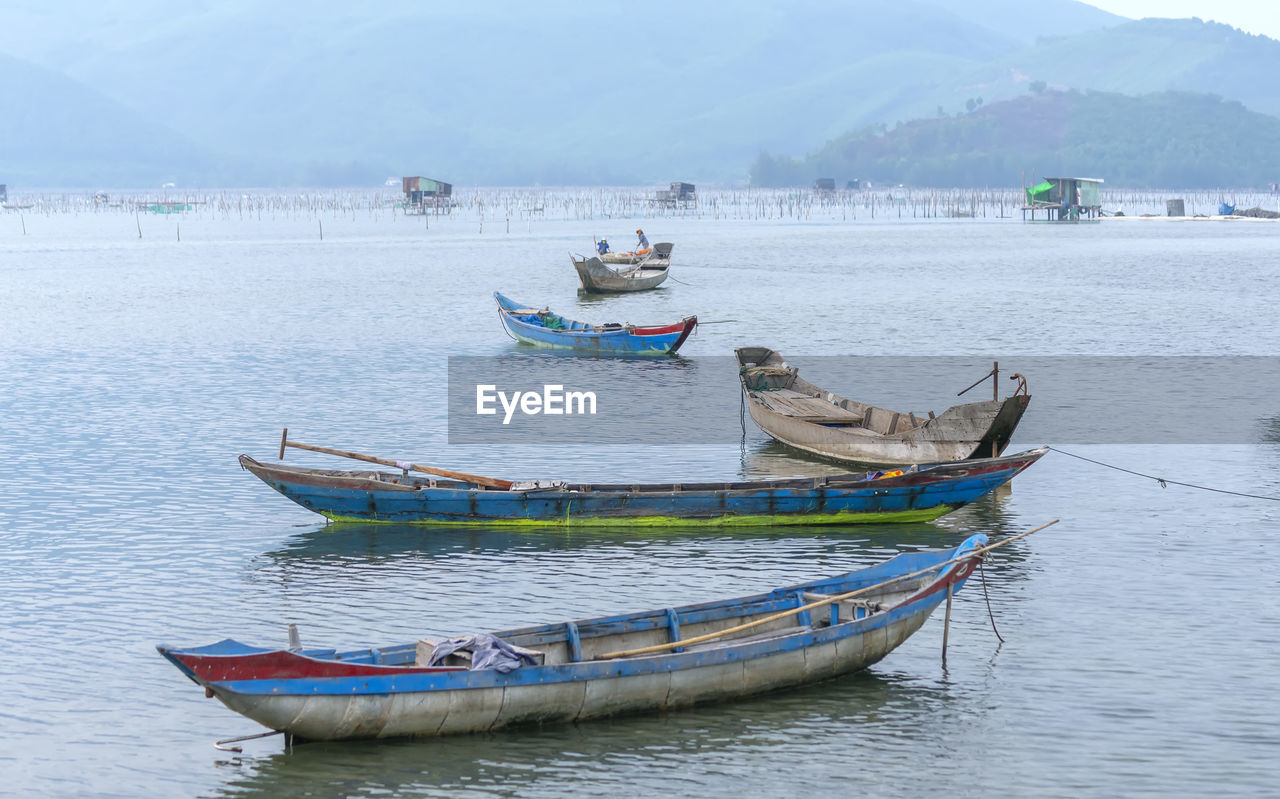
[3,3,1280,187]
[750,89,1280,188]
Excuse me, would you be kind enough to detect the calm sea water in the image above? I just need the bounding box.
[1,201,1278,797]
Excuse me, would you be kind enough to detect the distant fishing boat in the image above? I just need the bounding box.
[573,252,672,293]
[238,435,1046,525]
[494,292,696,355]
[737,347,1031,467]
[158,533,989,741]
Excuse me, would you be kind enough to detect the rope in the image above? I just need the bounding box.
[978,558,1004,644]
[595,520,1058,660]
[1048,446,1280,502]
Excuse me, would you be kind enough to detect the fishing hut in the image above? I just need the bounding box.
[0,184,7,204]
[1022,176,1103,220]
[814,178,836,194]
[401,176,454,214]
[654,181,696,208]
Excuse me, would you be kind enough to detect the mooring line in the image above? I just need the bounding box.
[978,558,1004,644]
[1048,446,1280,502]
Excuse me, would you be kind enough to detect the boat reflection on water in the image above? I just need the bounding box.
[1261,415,1280,446]
[262,519,977,568]
[252,510,1035,614]
[740,440,882,479]
[209,667,968,796]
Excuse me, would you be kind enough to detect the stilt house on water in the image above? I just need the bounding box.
[654,181,696,208]
[401,177,453,213]
[1023,176,1103,220]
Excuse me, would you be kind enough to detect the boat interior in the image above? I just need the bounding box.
[243,457,935,494]
[283,568,938,670]
[737,347,932,435]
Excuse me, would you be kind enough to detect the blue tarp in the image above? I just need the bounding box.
[514,313,565,330]
[427,633,541,672]
[1218,202,1236,215]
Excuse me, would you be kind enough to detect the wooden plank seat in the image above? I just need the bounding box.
[752,389,864,423]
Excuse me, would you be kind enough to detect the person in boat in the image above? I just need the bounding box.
[596,238,610,255]
[635,229,650,254]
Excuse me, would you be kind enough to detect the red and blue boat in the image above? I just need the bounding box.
[158,533,989,741]
[494,292,696,355]
[237,446,1045,526]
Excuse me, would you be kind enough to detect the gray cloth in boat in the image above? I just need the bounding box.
[427,633,542,672]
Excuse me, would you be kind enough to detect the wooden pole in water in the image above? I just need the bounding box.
[941,582,954,665]
[992,361,1000,456]
[598,520,1059,660]
[277,429,514,489]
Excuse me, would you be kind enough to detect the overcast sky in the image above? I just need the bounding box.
[1087,0,1280,39]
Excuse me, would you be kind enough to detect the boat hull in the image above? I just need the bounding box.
[238,449,1044,526]
[159,536,987,740]
[746,394,1030,466]
[574,256,670,293]
[738,347,1032,467]
[212,610,933,739]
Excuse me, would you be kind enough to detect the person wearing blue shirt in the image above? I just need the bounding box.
[596,238,610,255]
[635,229,649,252]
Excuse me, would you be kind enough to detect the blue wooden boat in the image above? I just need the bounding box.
[237,447,1045,526]
[158,533,988,741]
[494,292,696,355]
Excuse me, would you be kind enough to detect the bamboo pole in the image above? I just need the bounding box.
[941,582,954,665]
[277,428,514,490]
[596,520,1059,660]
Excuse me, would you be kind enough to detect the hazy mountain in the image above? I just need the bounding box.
[0,52,224,187]
[909,0,1122,43]
[752,89,1280,188]
[904,18,1280,121]
[3,2,1278,187]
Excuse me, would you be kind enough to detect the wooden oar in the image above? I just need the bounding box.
[595,520,1059,660]
[277,428,514,490]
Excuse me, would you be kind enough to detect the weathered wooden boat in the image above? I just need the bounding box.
[237,447,1045,525]
[599,241,673,266]
[573,253,671,293]
[158,533,989,741]
[737,347,1032,467]
[493,292,696,355]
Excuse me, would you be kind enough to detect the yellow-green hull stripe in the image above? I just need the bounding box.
[319,506,955,527]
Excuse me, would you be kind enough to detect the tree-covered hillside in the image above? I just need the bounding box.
[751,89,1280,188]
[3,2,1279,187]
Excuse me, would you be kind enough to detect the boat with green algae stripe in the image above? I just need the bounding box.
[238,448,1045,526]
